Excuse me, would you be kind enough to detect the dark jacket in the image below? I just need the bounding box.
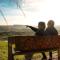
[28,26,45,36]
[45,27,58,35]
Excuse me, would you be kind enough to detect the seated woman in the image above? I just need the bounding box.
[45,20,58,60]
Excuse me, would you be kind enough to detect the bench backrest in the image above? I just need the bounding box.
[8,36,60,52]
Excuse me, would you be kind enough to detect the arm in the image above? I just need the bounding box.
[26,25,38,32]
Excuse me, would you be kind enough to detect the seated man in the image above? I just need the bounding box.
[27,22,45,36]
[26,22,46,60]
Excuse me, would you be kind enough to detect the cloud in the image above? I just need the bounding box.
[0,0,60,25]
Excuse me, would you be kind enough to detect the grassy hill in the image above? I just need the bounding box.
[0,25,59,40]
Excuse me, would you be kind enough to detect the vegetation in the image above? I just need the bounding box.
[0,41,8,60]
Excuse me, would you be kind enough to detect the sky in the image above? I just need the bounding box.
[0,0,60,26]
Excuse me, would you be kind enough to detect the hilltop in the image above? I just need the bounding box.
[0,25,60,37]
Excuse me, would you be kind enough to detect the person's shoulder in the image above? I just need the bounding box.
[53,27,57,31]
[45,28,51,31]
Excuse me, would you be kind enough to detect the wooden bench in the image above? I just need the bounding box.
[8,36,60,60]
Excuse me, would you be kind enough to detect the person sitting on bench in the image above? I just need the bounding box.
[45,20,58,60]
[26,21,46,60]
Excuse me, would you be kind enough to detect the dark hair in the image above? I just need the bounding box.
[38,22,45,29]
[38,22,45,26]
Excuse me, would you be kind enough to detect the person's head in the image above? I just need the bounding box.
[47,20,54,28]
[38,22,45,30]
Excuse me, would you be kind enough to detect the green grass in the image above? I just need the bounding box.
[0,41,8,60]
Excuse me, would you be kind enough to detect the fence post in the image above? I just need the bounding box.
[8,38,14,60]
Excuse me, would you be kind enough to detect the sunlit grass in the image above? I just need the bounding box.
[0,40,8,60]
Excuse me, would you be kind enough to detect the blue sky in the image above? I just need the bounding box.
[0,0,60,26]
[0,0,17,17]
[0,0,16,8]
[0,0,25,25]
